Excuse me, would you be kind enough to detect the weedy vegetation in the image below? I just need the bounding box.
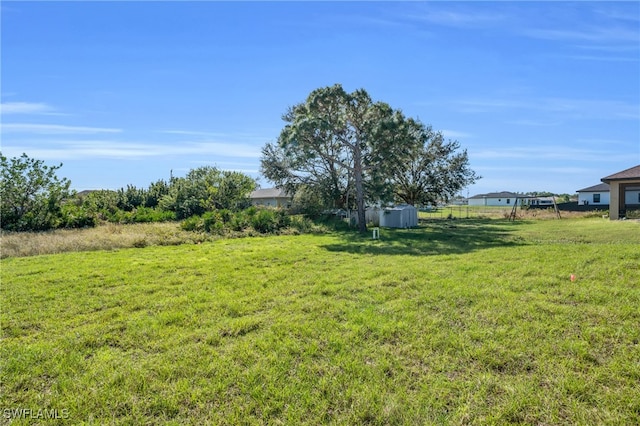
[0,215,321,259]
[1,217,639,424]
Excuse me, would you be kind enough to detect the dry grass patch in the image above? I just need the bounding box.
[0,222,211,258]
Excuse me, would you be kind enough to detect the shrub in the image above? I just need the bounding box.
[289,215,314,233]
[178,207,297,235]
[625,209,640,219]
[230,212,251,232]
[81,190,121,221]
[201,211,224,233]
[117,185,146,211]
[218,209,233,223]
[59,204,96,228]
[276,209,291,228]
[181,216,202,232]
[251,209,291,234]
[159,167,256,219]
[180,212,224,234]
[129,207,175,223]
[251,210,276,233]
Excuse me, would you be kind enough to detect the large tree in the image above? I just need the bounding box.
[261,84,416,232]
[392,125,479,206]
[0,152,73,231]
[262,84,480,231]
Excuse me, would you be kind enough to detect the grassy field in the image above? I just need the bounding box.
[1,218,639,424]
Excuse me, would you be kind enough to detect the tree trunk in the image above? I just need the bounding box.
[353,146,367,233]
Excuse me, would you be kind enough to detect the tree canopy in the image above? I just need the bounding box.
[261,84,479,231]
[392,126,479,206]
[0,152,73,231]
[261,84,417,232]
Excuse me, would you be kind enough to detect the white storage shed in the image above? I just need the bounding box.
[380,205,418,228]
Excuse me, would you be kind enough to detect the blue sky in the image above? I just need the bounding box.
[2,1,639,196]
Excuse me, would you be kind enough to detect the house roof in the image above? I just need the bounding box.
[469,191,524,199]
[601,165,640,183]
[250,188,290,199]
[577,183,609,193]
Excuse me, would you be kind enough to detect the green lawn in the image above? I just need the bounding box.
[2,218,639,424]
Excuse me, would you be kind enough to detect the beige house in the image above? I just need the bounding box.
[249,188,291,208]
[601,165,640,220]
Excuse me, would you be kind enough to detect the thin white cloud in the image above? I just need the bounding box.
[162,129,271,142]
[506,119,561,127]
[455,98,531,113]
[2,123,122,134]
[475,165,596,175]
[441,129,472,139]
[1,102,54,115]
[196,159,259,168]
[188,142,262,158]
[594,7,640,23]
[568,55,639,62]
[454,97,640,120]
[162,130,219,137]
[471,146,632,163]
[576,138,632,147]
[574,44,639,53]
[539,98,639,120]
[406,7,506,29]
[402,3,639,56]
[191,160,260,175]
[1,140,262,160]
[1,142,145,160]
[524,26,639,44]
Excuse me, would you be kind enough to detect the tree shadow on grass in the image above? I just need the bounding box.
[320,218,528,256]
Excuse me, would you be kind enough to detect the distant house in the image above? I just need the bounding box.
[600,165,640,220]
[249,188,291,208]
[529,196,556,206]
[576,183,611,206]
[467,191,524,207]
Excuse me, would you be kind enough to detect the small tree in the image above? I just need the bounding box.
[144,179,170,208]
[0,152,73,231]
[290,185,326,217]
[159,166,256,219]
[216,171,257,210]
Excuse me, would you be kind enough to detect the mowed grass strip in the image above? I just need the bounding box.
[1,218,639,424]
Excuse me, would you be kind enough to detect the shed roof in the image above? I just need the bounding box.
[384,204,417,211]
[601,165,640,183]
[576,183,609,192]
[250,188,290,199]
